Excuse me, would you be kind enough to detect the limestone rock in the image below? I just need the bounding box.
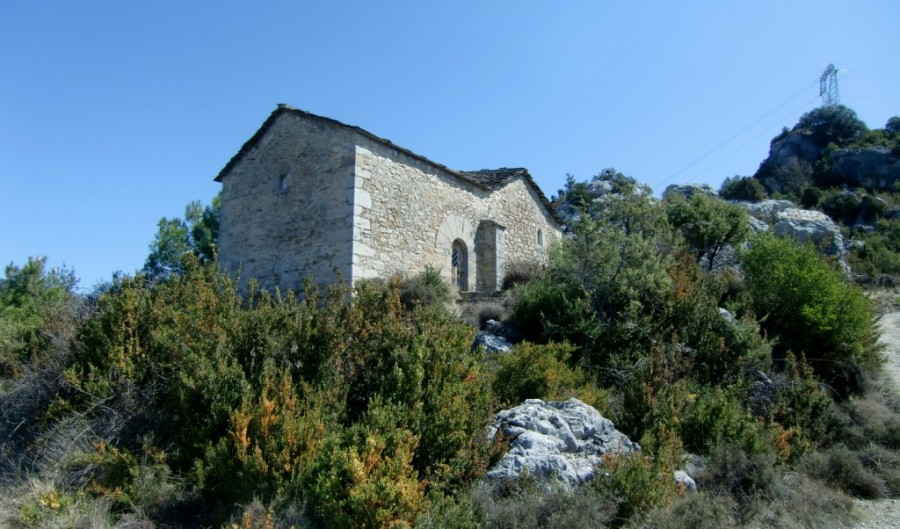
[732,200,850,273]
[472,331,512,354]
[828,147,900,190]
[754,132,824,193]
[766,131,824,167]
[731,199,795,222]
[663,183,719,201]
[483,319,506,336]
[718,307,737,325]
[487,398,639,487]
[747,215,770,233]
[773,208,848,272]
[674,470,697,493]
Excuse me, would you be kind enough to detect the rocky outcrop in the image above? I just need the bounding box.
[747,216,770,233]
[754,133,823,194]
[827,147,900,190]
[754,127,899,193]
[472,331,512,354]
[718,307,737,325]
[763,131,824,170]
[733,199,795,220]
[773,208,845,258]
[486,398,639,486]
[674,470,698,492]
[732,200,849,273]
[662,183,719,201]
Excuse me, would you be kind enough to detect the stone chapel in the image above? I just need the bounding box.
[215,104,563,294]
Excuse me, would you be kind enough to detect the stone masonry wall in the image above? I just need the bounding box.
[218,115,356,292]
[351,142,561,290]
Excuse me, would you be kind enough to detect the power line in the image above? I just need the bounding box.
[657,77,818,187]
[686,95,821,182]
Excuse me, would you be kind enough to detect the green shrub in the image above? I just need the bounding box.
[510,214,673,379]
[662,254,772,384]
[302,400,426,529]
[491,341,607,411]
[592,451,679,523]
[720,176,768,202]
[850,217,900,275]
[414,493,480,529]
[508,272,597,350]
[397,267,452,310]
[616,345,695,445]
[56,260,497,526]
[0,257,78,380]
[666,193,750,272]
[794,105,868,147]
[801,186,822,208]
[680,386,768,456]
[501,261,543,290]
[741,232,881,394]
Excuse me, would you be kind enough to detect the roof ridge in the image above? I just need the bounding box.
[215,105,562,225]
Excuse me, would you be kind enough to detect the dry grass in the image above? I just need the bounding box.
[0,476,115,529]
[458,300,507,329]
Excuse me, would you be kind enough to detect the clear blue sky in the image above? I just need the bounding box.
[2,1,898,290]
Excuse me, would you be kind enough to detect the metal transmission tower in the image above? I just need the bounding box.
[819,64,840,107]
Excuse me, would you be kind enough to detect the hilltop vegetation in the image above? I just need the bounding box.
[724,106,900,278]
[2,106,899,528]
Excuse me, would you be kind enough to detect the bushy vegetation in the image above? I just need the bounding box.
[794,105,869,147]
[665,193,750,272]
[1,262,497,527]
[4,122,900,526]
[719,176,768,201]
[741,232,880,394]
[144,194,220,281]
[0,257,78,380]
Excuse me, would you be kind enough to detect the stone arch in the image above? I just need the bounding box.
[435,214,475,290]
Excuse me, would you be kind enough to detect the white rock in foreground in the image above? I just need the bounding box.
[486,398,639,487]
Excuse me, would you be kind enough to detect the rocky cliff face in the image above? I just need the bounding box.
[754,130,900,194]
[757,132,824,175]
[828,147,900,190]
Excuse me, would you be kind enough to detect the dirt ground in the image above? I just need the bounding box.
[853,302,900,528]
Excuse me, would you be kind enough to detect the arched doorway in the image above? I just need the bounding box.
[451,239,468,291]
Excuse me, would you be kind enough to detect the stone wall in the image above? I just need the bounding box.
[351,142,560,290]
[218,109,562,294]
[218,115,356,292]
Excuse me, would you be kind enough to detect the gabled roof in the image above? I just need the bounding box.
[215,104,562,225]
[461,168,562,224]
